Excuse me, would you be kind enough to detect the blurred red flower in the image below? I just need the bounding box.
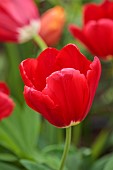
[19,44,101,128]
[69,0,113,60]
[0,82,14,120]
[0,0,40,43]
[39,6,66,46]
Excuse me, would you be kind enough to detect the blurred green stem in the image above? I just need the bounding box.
[4,43,23,104]
[43,121,63,145]
[91,129,109,160]
[33,34,47,51]
[57,129,64,144]
[59,127,71,170]
[72,123,81,145]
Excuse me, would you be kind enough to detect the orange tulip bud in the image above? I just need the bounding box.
[39,6,66,46]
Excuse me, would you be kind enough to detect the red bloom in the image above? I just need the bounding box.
[69,0,113,60]
[19,44,101,128]
[39,6,66,46]
[0,82,14,120]
[0,0,40,43]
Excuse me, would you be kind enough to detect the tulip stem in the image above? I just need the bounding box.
[33,35,47,50]
[4,43,23,105]
[59,126,71,170]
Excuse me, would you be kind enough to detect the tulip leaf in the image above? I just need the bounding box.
[90,154,112,170]
[32,152,60,170]
[104,155,113,170]
[20,150,63,170]
[0,162,21,170]
[0,102,41,158]
[20,159,52,170]
[66,147,92,170]
[0,153,17,162]
[41,121,63,145]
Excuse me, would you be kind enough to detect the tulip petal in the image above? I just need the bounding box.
[84,0,113,24]
[24,86,63,126]
[20,48,59,91]
[24,86,66,127]
[0,92,14,120]
[0,0,40,42]
[35,47,59,90]
[0,82,10,95]
[55,44,91,76]
[43,68,90,127]
[84,3,104,24]
[69,25,102,56]
[0,29,18,42]
[19,58,37,88]
[0,0,39,26]
[86,57,101,115]
[84,19,113,58]
[69,25,88,45]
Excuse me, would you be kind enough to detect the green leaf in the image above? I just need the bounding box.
[20,159,51,170]
[104,155,113,170]
[66,147,92,170]
[31,152,60,170]
[0,162,21,170]
[0,153,17,162]
[0,103,24,156]
[40,121,63,146]
[66,153,82,170]
[90,154,112,170]
[0,102,41,158]
[18,104,41,152]
[41,154,60,170]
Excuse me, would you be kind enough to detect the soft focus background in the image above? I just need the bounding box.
[0,0,113,170]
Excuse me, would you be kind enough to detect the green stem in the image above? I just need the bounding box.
[33,34,47,51]
[59,127,71,170]
[72,123,81,146]
[4,43,23,105]
[91,129,109,160]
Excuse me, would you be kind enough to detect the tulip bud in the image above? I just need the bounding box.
[39,6,66,46]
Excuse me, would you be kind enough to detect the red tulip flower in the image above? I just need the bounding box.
[19,44,101,128]
[39,6,66,46]
[0,0,40,43]
[0,82,14,120]
[69,0,113,60]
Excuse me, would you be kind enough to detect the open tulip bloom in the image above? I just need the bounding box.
[20,44,101,128]
[0,82,14,120]
[0,0,66,51]
[0,0,40,43]
[20,44,101,169]
[69,0,113,60]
